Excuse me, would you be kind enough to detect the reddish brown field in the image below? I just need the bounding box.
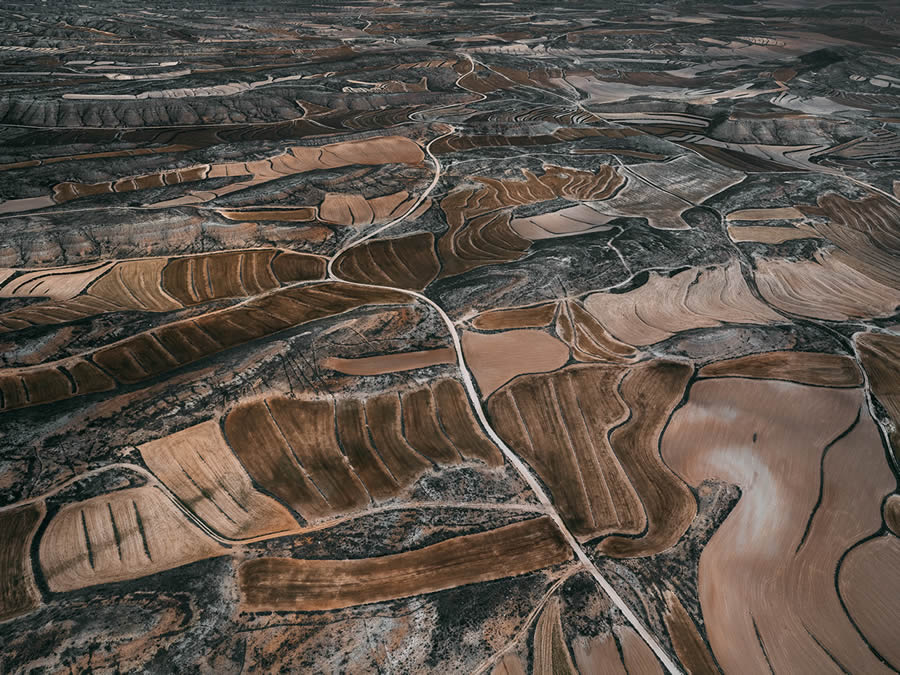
[0,503,45,622]
[471,302,557,331]
[489,361,694,552]
[662,378,894,673]
[224,378,503,522]
[333,232,440,290]
[856,332,900,453]
[698,350,863,387]
[462,329,570,396]
[838,535,900,669]
[322,347,455,375]
[488,364,640,540]
[238,517,570,611]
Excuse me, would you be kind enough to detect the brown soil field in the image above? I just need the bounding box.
[471,302,557,331]
[332,232,440,290]
[0,358,115,411]
[856,332,900,453]
[595,360,695,557]
[224,379,502,522]
[437,164,622,279]
[554,299,637,363]
[572,634,626,675]
[727,224,820,244]
[662,590,718,675]
[432,378,504,465]
[572,626,664,674]
[488,364,643,540]
[365,393,434,482]
[533,598,578,675]
[238,517,570,611]
[335,397,401,500]
[838,535,900,670]
[215,207,317,222]
[319,193,378,226]
[0,261,114,300]
[802,194,900,290]
[662,378,894,673]
[401,387,464,465]
[725,206,805,221]
[755,251,900,321]
[139,421,298,540]
[885,494,900,536]
[267,397,372,512]
[223,399,334,522]
[319,190,426,227]
[39,486,225,592]
[0,503,45,622]
[584,262,782,346]
[616,626,665,674]
[437,210,531,279]
[322,347,455,375]
[0,295,122,333]
[89,259,182,312]
[492,654,528,675]
[89,282,410,385]
[462,329,570,396]
[157,249,323,306]
[698,350,863,387]
[270,250,328,283]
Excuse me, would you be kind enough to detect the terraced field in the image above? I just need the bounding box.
[1,1,899,673]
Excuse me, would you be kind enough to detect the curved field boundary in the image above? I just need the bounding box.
[238,516,570,611]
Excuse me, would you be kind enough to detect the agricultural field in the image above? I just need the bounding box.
[0,0,899,673]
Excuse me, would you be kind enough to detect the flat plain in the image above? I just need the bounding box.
[0,0,899,673]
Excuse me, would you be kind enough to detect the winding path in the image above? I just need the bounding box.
[324,118,683,674]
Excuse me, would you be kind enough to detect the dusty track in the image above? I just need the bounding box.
[324,73,683,670]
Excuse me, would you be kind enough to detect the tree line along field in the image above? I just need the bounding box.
[0,0,899,673]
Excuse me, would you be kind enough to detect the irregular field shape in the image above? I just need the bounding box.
[488,361,694,547]
[804,193,900,290]
[584,262,782,346]
[321,347,456,375]
[698,350,863,387]
[0,358,114,411]
[333,232,440,290]
[0,261,114,300]
[470,302,557,331]
[139,420,298,540]
[838,535,900,670]
[224,378,501,522]
[509,203,615,240]
[662,378,895,674]
[461,328,571,396]
[238,517,570,611]
[554,299,637,363]
[726,224,820,243]
[39,486,225,592]
[533,598,578,675]
[0,504,45,622]
[755,251,900,320]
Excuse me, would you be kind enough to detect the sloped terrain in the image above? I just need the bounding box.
[1,1,899,673]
